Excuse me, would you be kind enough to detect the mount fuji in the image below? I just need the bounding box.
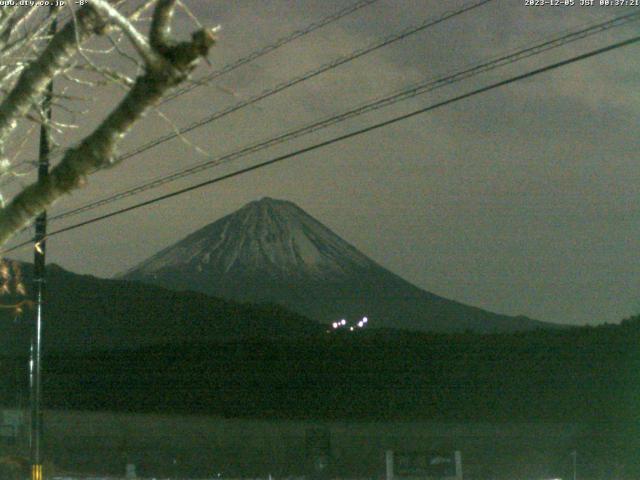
[121,197,553,333]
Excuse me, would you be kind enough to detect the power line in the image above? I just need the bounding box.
[114,0,493,162]
[160,0,383,104]
[0,0,383,184]
[3,32,637,255]
[2,0,491,185]
[49,10,640,222]
[23,0,494,213]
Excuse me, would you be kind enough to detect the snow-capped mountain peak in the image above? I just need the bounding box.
[124,197,373,279]
[122,198,553,333]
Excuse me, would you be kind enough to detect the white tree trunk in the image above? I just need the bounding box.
[0,0,217,247]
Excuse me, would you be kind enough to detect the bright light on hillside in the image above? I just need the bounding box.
[328,316,370,333]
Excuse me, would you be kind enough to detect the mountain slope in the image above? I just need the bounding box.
[0,261,320,354]
[122,197,554,333]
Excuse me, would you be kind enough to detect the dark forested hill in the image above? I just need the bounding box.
[1,316,634,425]
[1,259,636,427]
[0,261,321,355]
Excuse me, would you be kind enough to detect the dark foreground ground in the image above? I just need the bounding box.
[0,409,622,479]
[0,317,638,478]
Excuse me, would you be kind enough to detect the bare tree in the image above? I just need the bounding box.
[0,0,216,247]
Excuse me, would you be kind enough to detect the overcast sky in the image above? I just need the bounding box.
[6,0,640,326]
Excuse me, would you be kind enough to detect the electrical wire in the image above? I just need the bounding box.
[49,9,640,222]
[3,0,492,184]
[116,0,494,158]
[0,0,383,183]
[1,0,497,202]
[3,32,638,255]
[160,0,384,105]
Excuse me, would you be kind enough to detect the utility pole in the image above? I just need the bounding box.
[30,8,56,480]
[571,450,577,480]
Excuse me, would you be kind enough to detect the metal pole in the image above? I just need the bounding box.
[30,9,56,480]
[385,450,394,480]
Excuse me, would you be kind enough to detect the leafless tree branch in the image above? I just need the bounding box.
[0,5,106,160]
[89,0,161,67]
[0,0,218,246]
[150,0,177,52]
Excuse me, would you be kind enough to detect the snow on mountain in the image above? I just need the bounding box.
[125,197,373,278]
[122,197,556,333]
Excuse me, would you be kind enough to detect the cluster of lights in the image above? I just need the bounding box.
[331,316,368,331]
